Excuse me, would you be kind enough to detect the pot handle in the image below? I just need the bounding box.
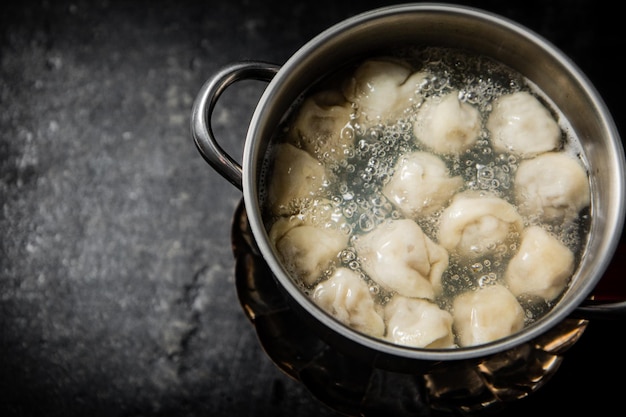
[191,61,280,190]
[572,242,626,320]
[574,301,626,320]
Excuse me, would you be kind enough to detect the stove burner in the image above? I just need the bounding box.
[230,200,588,416]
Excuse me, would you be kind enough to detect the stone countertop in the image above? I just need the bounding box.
[1,1,624,416]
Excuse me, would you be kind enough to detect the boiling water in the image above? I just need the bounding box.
[259,46,590,344]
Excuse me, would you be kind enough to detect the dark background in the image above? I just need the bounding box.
[1,1,624,416]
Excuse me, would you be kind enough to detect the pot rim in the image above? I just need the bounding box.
[241,3,625,362]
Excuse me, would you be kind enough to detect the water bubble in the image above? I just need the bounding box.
[478,165,493,178]
[372,207,387,220]
[340,249,356,263]
[371,195,385,207]
[478,272,497,287]
[339,222,353,236]
[358,212,376,232]
[341,125,355,141]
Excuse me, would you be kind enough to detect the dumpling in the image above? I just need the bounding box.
[269,199,350,286]
[487,91,561,158]
[452,284,525,347]
[514,151,590,224]
[312,267,385,337]
[384,296,455,348]
[505,225,574,301]
[438,191,524,258]
[266,143,329,215]
[353,219,448,299]
[288,90,354,164]
[382,151,464,218]
[342,58,427,125]
[413,91,481,155]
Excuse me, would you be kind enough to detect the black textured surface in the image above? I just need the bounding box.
[1,1,624,416]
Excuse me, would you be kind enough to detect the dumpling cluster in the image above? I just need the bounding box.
[264,56,591,350]
[486,91,590,226]
[312,267,456,349]
[269,58,429,214]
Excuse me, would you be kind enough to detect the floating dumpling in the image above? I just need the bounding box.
[452,284,525,347]
[382,151,464,218]
[514,151,590,224]
[288,90,354,164]
[312,267,385,337]
[438,191,524,258]
[413,91,481,155]
[353,219,448,299]
[505,226,574,301]
[266,143,329,215]
[487,91,561,158]
[384,296,455,348]
[269,199,350,286]
[342,58,427,125]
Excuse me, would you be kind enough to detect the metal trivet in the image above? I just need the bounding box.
[230,200,589,416]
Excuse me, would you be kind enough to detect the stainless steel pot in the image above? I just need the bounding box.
[191,3,626,370]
